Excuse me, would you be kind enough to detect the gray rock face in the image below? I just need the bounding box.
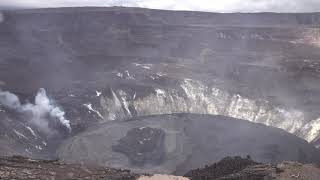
[57,114,320,175]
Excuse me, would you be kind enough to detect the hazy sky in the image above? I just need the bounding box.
[1,0,320,12]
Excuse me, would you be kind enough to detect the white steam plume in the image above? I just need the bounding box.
[0,88,71,134]
[0,90,21,109]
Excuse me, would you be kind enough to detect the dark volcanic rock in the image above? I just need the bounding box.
[184,156,262,180]
[57,114,320,175]
[112,127,166,166]
[185,157,320,180]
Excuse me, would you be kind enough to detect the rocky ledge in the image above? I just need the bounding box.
[1,156,320,180]
[0,156,139,180]
[185,156,320,180]
[0,156,190,180]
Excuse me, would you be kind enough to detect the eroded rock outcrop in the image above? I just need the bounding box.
[186,156,320,180]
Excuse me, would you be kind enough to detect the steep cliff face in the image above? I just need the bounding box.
[1,7,320,158]
[98,79,311,141]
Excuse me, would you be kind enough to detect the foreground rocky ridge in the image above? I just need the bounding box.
[1,156,320,180]
[185,156,320,180]
[0,156,139,180]
[0,155,187,180]
[185,156,260,179]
